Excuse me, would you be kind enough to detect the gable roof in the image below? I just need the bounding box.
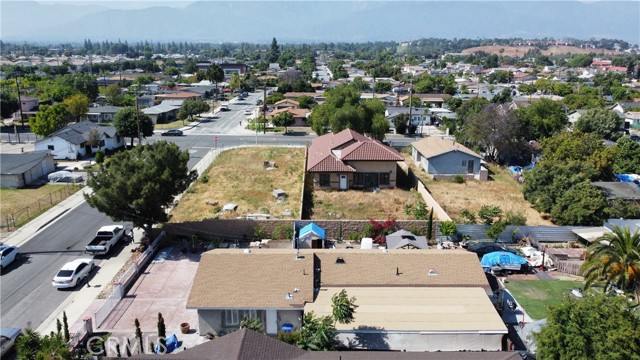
[299,223,326,241]
[412,136,481,160]
[0,151,51,175]
[275,99,300,106]
[40,121,117,145]
[307,129,403,173]
[385,229,428,249]
[86,105,123,114]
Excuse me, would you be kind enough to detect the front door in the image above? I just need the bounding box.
[339,174,348,190]
[467,160,474,173]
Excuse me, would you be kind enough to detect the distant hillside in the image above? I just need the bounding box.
[461,45,623,57]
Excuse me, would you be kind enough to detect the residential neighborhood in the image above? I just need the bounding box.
[1,2,640,359]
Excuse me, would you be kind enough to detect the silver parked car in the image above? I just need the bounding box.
[0,245,20,272]
[52,258,95,289]
[0,327,22,357]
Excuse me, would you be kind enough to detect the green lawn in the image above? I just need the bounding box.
[505,279,582,320]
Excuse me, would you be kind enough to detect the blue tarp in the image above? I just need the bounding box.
[299,223,326,241]
[480,251,528,268]
[156,334,179,354]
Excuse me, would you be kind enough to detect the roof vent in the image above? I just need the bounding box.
[243,249,251,254]
[285,292,293,300]
[428,268,438,276]
[336,257,345,264]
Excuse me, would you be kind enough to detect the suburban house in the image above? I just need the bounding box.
[385,107,432,129]
[142,102,181,124]
[19,96,39,113]
[187,249,505,352]
[82,105,123,123]
[117,328,522,360]
[306,129,404,190]
[268,108,310,126]
[273,99,300,110]
[411,137,486,181]
[399,94,451,108]
[34,121,124,160]
[220,63,250,75]
[0,151,55,189]
[154,91,202,102]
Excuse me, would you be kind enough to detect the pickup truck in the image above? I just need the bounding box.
[85,225,126,255]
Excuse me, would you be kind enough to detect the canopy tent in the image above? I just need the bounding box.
[297,223,326,249]
[480,251,528,271]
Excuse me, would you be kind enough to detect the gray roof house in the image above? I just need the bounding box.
[82,105,123,123]
[34,121,124,160]
[142,102,181,124]
[411,136,487,181]
[0,151,56,188]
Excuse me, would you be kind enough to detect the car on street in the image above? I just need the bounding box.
[467,242,516,257]
[161,129,183,136]
[52,258,95,289]
[244,109,253,115]
[219,105,230,111]
[0,245,20,271]
[0,327,22,357]
[256,99,263,105]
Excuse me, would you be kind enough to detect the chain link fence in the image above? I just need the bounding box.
[2,185,81,230]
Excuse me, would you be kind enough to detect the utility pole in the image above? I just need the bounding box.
[408,79,415,134]
[263,82,267,134]
[15,76,25,132]
[134,85,141,145]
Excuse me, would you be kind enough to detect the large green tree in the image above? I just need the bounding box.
[535,293,640,360]
[104,83,124,106]
[612,136,640,174]
[0,90,20,118]
[85,141,197,234]
[16,328,71,360]
[370,114,389,141]
[206,64,224,96]
[268,37,280,63]
[297,312,338,351]
[271,111,295,133]
[581,225,640,302]
[575,108,625,141]
[29,103,71,137]
[113,107,154,146]
[518,98,568,140]
[63,93,90,122]
[178,99,210,122]
[550,181,608,226]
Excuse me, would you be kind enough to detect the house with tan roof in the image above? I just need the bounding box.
[306,129,404,190]
[186,249,505,352]
[268,108,311,126]
[411,137,487,181]
[274,98,300,110]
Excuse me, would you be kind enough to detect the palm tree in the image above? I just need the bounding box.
[580,225,640,302]
[17,328,41,360]
[206,65,224,99]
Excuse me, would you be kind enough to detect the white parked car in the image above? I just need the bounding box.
[244,109,253,115]
[0,245,20,272]
[52,258,95,288]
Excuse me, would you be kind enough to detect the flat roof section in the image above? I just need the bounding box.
[304,287,507,333]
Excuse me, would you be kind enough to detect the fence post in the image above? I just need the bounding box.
[50,192,53,205]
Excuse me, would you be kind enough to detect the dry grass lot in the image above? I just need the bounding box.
[404,155,551,225]
[170,147,305,222]
[0,184,82,216]
[310,188,426,220]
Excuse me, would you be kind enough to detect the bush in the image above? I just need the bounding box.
[95,150,105,164]
[361,224,375,238]
[272,224,294,240]
[453,175,465,184]
[439,221,457,237]
[505,211,527,226]
[347,232,360,241]
[199,173,209,183]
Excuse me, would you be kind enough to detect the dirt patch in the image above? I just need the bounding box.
[461,45,621,56]
[309,188,426,220]
[170,147,305,222]
[405,157,552,226]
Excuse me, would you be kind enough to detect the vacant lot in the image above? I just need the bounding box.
[461,45,620,56]
[506,279,581,320]
[170,147,305,222]
[309,187,427,220]
[416,162,552,226]
[0,184,83,227]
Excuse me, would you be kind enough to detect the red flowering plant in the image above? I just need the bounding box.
[368,215,399,246]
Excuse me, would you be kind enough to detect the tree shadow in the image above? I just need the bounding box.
[347,326,390,350]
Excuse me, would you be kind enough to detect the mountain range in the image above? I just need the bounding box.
[1,1,638,44]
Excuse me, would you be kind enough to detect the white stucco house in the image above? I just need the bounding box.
[34,121,124,160]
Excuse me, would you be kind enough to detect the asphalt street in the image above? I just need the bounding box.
[0,91,418,331]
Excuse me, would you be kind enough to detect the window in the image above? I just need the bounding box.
[48,145,55,150]
[224,310,257,326]
[462,160,467,166]
[353,173,364,186]
[379,172,390,185]
[319,174,330,187]
[99,140,105,147]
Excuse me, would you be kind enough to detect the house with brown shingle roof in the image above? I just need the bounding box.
[411,136,486,181]
[268,108,310,126]
[186,249,505,352]
[274,99,300,110]
[307,129,404,189]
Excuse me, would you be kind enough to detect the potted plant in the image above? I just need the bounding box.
[180,322,190,334]
[439,221,458,242]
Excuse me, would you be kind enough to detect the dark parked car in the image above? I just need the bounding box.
[161,129,183,136]
[467,242,516,257]
[256,99,263,105]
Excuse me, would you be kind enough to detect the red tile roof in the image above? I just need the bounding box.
[307,129,403,173]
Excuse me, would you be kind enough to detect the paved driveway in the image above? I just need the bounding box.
[99,247,200,335]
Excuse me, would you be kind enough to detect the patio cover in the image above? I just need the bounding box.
[571,226,609,243]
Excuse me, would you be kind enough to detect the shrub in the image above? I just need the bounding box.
[505,211,527,226]
[199,173,209,183]
[439,221,457,237]
[273,224,294,240]
[95,150,105,164]
[453,175,465,184]
[459,209,477,224]
[361,224,375,238]
[347,232,360,241]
